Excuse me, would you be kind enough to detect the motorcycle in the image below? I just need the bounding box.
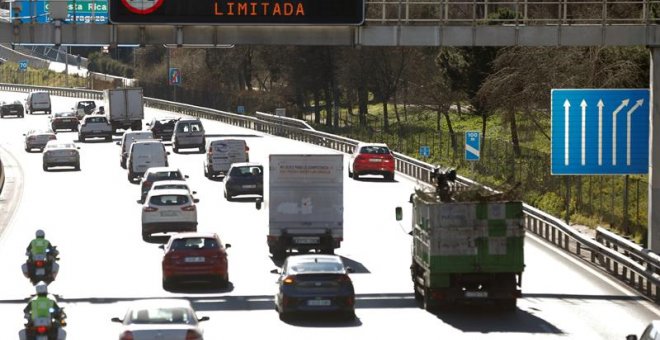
[20,306,67,340]
[22,248,59,285]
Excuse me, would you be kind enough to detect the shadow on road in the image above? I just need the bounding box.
[166,281,235,295]
[204,134,263,138]
[435,305,564,335]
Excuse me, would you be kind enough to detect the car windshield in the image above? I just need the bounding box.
[149,195,189,206]
[86,117,107,123]
[154,184,188,191]
[78,102,95,109]
[149,171,183,180]
[170,237,219,250]
[178,122,202,132]
[288,261,345,274]
[360,146,390,154]
[229,166,262,177]
[127,307,196,325]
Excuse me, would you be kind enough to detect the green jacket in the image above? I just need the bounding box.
[30,296,55,319]
[29,238,51,257]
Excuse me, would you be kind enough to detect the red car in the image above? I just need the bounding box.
[160,232,231,290]
[348,142,395,181]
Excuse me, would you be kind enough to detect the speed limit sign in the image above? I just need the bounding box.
[120,0,164,14]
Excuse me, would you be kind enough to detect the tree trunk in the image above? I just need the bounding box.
[358,85,368,127]
[442,108,457,153]
[382,100,389,131]
[481,110,488,154]
[324,86,332,127]
[314,91,321,125]
[509,109,521,157]
[456,102,462,117]
[393,92,401,125]
[332,82,340,128]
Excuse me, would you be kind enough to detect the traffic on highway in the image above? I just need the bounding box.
[0,90,657,339]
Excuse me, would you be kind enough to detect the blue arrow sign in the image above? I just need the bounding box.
[18,60,28,72]
[419,145,430,158]
[169,68,181,86]
[551,89,649,175]
[465,131,480,161]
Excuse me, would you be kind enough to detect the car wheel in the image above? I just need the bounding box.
[25,146,30,152]
[162,277,174,291]
[225,191,233,201]
[173,145,179,153]
[199,145,205,153]
[353,171,359,180]
[42,164,48,171]
[278,311,288,322]
[128,172,135,183]
[348,166,353,178]
[74,163,80,171]
[216,275,229,289]
[386,172,395,181]
[343,310,356,321]
[105,135,112,142]
[79,135,85,142]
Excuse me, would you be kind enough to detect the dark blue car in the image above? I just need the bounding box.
[273,254,355,321]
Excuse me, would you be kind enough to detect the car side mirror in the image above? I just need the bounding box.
[626,336,638,340]
[146,123,151,126]
[166,152,171,155]
[158,244,164,250]
[270,269,280,274]
[22,133,26,136]
[115,141,121,146]
[198,316,210,322]
[76,147,81,150]
[346,266,355,273]
[193,198,200,203]
[192,191,197,195]
[110,317,122,323]
[256,197,262,210]
[225,243,231,249]
[395,207,402,221]
[184,175,189,179]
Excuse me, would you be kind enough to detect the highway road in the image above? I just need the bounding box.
[0,92,657,339]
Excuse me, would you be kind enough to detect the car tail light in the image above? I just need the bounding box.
[337,274,351,283]
[245,145,250,151]
[143,206,158,212]
[181,205,196,211]
[35,260,45,268]
[120,331,134,340]
[345,296,354,306]
[283,276,295,285]
[142,181,153,189]
[28,136,36,141]
[36,326,48,334]
[185,330,203,340]
[355,155,368,162]
[49,135,56,140]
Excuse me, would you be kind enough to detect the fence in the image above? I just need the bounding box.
[0,82,657,304]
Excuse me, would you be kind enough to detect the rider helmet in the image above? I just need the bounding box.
[35,230,45,239]
[35,282,48,295]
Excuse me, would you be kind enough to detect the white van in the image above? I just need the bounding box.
[117,131,154,169]
[203,139,249,178]
[127,140,169,183]
[25,91,51,115]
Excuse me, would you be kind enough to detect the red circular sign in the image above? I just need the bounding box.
[120,0,165,15]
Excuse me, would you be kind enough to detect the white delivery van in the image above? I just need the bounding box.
[126,140,169,183]
[25,91,51,115]
[117,131,153,169]
[203,139,249,178]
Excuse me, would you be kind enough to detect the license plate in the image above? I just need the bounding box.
[243,184,256,189]
[369,158,382,162]
[37,336,48,340]
[465,291,488,298]
[36,268,46,276]
[160,211,177,217]
[293,236,320,244]
[307,299,331,306]
[184,256,205,263]
[93,130,101,133]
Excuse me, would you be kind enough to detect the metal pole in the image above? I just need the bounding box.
[65,46,69,87]
[649,48,660,251]
[624,175,629,234]
[565,176,570,225]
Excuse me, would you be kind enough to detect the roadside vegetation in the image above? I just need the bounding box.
[0,62,86,88]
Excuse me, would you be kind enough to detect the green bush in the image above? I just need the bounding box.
[88,52,134,78]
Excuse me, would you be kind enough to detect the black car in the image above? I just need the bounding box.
[74,100,96,119]
[1,100,24,118]
[50,111,79,132]
[273,254,356,321]
[147,117,179,140]
[223,163,263,201]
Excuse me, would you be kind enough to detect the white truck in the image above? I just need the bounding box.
[263,154,344,259]
[104,88,144,134]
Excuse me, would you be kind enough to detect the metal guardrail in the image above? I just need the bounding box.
[0,153,5,195]
[597,227,660,272]
[1,82,658,303]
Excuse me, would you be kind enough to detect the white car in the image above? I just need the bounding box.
[42,141,80,171]
[111,299,209,340]
[150,180,196,196]
[139,167,189,203]
[78,115,112,142]
[141,189,198,240]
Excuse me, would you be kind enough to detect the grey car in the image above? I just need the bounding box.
[24,129,56,152]
[172,119,205,153]
[43,141,80,171]
[273,254,356,321]
[224,163,263,201]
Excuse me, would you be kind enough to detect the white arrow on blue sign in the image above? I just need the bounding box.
[465,131,480,161]
[419,145,430,158]
[551,89,649,175]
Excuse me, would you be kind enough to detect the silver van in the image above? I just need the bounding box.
[172,118,205,153]
[25,91,51,115]
[203,139,249,178]
[117,131,154,169]
[126,140,169,183]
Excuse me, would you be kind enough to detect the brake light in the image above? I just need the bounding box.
[36,326,47,334]
[185,330,203,340]
[28,136,36,141]
[245,145,250,151]
[143,206,158,212]
[337,274,351,283]
[181,205,196,212]
[355,155,368,162]
[49,135,56,140]
[283,276,295,285]
[35,260,45,268]
[120,331,134,340]
[142,181,153,189]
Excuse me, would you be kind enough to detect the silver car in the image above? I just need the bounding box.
[43,141,80,171]
[111,299,209,340]
[172,119,205,153]
[24,129,57,152]
[78,115,112,142]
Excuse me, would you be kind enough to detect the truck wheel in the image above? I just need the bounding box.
[423,289,437,312]
[271,247,286,260]
[105,135,112,142]
[413,287,423,302]
[322,248,335,255]
[501,298,517,311]
[348,167,353,178]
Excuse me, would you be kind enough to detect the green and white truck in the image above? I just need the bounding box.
[397,170,525,311]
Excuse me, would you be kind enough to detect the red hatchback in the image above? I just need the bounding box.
[348,143,396,181]
[160,232,231,290]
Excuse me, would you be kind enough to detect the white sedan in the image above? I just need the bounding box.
[141,189,198,241]
[111,299,209,340]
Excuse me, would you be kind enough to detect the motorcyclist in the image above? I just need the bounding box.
[25,230,59,277]
[23,282,65,338]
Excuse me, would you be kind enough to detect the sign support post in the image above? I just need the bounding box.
[650,49,660,252]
